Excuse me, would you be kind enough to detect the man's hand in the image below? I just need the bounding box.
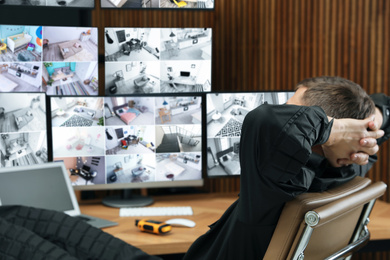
[337,138,377,166]
[322,116,384,167]
[336,112,384,166]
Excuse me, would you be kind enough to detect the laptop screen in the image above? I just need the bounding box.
[0,162,79,215]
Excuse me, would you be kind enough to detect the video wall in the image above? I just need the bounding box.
[0,25,98,96]
[0,0,213,9]
[0,92,48,168]
[101,0,214,9]
[104,27,212,95]
[0,0,95,8]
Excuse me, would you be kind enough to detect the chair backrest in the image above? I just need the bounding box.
[264,177,387,260]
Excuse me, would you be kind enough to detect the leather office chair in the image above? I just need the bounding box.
[264,176,387,260]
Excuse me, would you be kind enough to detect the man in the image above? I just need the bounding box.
[184,76,389,260]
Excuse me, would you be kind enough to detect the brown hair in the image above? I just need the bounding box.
[296,76,375,119]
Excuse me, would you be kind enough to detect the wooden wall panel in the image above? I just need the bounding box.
[92,0,390,199]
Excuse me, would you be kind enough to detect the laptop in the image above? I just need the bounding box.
[0,162,117,229]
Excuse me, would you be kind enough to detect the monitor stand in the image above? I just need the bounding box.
[102,189,154,208]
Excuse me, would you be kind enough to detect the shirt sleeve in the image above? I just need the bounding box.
[240,104,333,201]
[255,105,331,182]
[238,104,334,224]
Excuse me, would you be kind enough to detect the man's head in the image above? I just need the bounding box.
[290,76,375,119]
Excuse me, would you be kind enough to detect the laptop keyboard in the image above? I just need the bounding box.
[119,206,193,217]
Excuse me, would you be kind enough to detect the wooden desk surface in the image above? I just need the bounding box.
[367,200,390,241]
[79,192,238,255]
[79,193,390,255]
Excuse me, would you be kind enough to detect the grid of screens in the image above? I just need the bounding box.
[206,92,294,177]
[104,27,212,95]
[0,25,98,96]
[50,95,203,190]
[0,92,48,168]
[0,0,95,8]
[101,0,214,9]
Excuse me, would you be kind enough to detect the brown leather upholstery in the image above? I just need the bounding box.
[264,177,387,260]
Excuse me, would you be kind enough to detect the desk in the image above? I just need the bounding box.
[172,76,196,86]
[79,192,238,255]
[79,193,390,256]
[169,77,197,92]
[358,199,390,254]
[367,200,390,241]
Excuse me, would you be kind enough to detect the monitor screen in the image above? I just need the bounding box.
[180,71,191,77]
[0,92,48,168]
[100,0,214,10]
[206,91,294,177]
[104,27,212,95]
[0,0,95,8]
[0,162,75,213]
[0,24,98,96]
[42,26,99,96]
[49,94,203,193]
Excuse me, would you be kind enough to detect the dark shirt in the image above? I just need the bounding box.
[184,94,390,260]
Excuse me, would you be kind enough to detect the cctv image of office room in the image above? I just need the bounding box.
[0,0,95,8]
[100,0,214,9]
[206,92,293,177]
[41,26,99,95]
[104,27,211,95]
[0,93,48,168]
[1,1,390,260]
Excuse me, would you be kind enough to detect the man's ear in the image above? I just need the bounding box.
[287,86,307,105]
